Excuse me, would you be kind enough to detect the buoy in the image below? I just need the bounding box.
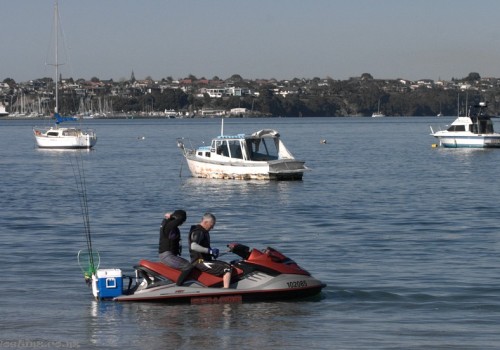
[320,139,327,144]
[431,143,438,148]
[138,136,145,140]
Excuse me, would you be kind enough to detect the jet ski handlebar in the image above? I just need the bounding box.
[227,242,251,259]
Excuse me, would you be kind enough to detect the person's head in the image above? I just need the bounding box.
[172,210,187,225]
[200,212,216,231]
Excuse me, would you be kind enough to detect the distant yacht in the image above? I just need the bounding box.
[0,103,9,117]
[372,99,385,117]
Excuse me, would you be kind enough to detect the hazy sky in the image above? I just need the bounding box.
[2,0,500,83]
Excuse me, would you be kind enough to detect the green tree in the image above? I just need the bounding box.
[464,72,481,82]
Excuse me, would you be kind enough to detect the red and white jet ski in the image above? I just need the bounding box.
[90,243,326,304]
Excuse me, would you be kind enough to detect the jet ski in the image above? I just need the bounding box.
[88,243,326,303]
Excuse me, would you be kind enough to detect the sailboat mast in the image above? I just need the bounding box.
[54,0,59,114]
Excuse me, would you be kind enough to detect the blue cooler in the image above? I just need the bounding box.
[96,269,123,299]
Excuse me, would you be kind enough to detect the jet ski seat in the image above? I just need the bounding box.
[138,260,224,287]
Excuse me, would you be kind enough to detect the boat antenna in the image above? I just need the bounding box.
[69,152,98,282]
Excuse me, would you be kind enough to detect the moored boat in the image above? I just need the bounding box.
[177,122,307,180]
[372,98,385,117]
[33,0,97,150]
[430,102,500,148]
[33,118,97,149]
[0,103,9,117]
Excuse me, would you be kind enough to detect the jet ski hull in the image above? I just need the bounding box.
[90,244,326,304]
[115,274,325,303]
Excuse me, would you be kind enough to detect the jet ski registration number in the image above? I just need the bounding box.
[287,280,308,288]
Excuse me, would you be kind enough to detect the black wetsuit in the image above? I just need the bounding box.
[188,224,212,262]
[188,224,231,276]
[159,216,184,255]
[159,210,190,270]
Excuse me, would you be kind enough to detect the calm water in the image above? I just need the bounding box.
[1,117,500,349]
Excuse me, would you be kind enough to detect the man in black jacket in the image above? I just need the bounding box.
[159,209,191,270]
[188,213,232,288]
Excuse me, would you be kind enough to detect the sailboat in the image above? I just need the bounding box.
[437,101,443,117]
[0,102,8,117]
[33,0,97,149]
[372,99,385,118]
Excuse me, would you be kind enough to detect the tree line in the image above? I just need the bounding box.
[5,72,500,117]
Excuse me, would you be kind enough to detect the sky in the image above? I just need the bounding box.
[2,0,500,83]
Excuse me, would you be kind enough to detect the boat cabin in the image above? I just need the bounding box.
[195,130,294,162]
[446,102,496,135]
[446,117,495,134]
[44,127,82,137]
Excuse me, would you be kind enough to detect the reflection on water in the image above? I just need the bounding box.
[87,300,319,349]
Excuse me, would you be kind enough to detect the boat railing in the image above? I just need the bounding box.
[429,124,446,135]
[85,129,97,138]
[176,137,201,155]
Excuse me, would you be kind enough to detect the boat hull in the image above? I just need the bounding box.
[185,156,306,180]
[433,134,500,148]
[34,127,97,149]
[114,274,325,303]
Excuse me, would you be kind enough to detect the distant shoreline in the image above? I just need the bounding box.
[0,114,279,121]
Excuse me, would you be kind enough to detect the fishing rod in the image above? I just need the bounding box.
[68,151,99,283]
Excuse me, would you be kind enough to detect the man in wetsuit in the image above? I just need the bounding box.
[158,209,191,270]
[188,212,232,288]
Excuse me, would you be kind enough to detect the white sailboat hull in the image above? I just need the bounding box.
[34,127,97,149]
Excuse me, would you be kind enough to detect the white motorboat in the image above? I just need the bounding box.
[430,102,500,148]
[33,0,97,149]
[177,121,307,180]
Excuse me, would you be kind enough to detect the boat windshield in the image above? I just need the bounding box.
[212,139,244,159]
[246,138,279,161]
